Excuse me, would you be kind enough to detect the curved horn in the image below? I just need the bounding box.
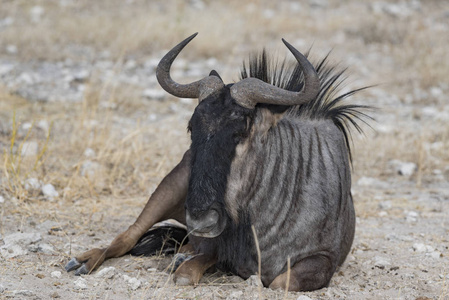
[156,33,224,100]
[230,39,320,109]
[156,33,202,98]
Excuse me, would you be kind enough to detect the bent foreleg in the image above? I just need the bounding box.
[65,150,191,275]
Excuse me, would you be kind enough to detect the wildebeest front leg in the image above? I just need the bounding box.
[172,253,217,286]
[269,254,334,291]
[65,150,191,275]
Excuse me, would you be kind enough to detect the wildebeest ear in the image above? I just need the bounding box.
[209,70,223,81]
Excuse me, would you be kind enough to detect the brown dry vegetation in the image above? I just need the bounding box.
[0,0,449,299]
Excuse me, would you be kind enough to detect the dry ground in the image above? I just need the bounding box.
[0,0,448,299]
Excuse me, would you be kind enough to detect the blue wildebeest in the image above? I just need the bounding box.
[66,33,370,291]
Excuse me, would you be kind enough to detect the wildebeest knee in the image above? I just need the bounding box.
[269,255,334,292]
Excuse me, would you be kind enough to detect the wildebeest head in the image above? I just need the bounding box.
[156,33,320,238]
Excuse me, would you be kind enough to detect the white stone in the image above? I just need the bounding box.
[37,120,49,132]
[96,267,116,279]
[0,244,27,258]
[356,176,387,187]
[297,296,313,300]
[83,148,96,158]
[81,160,100,178]
[6,45,17,54]
[428,251,441,259]
[21,141,38,157]
[74,277,88,289]
[374,256,391,268]
[0,232,42,258]
[73,69,90,81]
[378,201,392,210]
[0,195,4,203]
[398,162,417,176]
[406,211,418,222]
[30,6,45,22]
[412,243,426,252]
[0,63,14,75]
[227,290,243,299]
[378,211,388,217]
[245,275,263,287]
[12,290,35,297]
[51,271,62,278]
[2,232,42,246]
[42,184,59,199]
[24,178,41,190]
[123,275,141,290]
[37,243,54,254]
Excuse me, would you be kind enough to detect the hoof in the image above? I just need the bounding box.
[74,264,89,276]
[65,258,81,272]
[173,274,193,286]
[65,257,90,275]
[171,253,193,272]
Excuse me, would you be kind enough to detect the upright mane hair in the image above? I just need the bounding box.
[240,50,373,162]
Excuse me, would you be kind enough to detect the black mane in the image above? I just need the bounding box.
[240,50,373,161]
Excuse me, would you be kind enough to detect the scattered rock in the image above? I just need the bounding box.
[42,184,59,200]
[0,283,5,293]
[13,290,35,297]
[96,267,116,279]
[389,159,417,177]
[356,176,388,188]
[428,251,442,259]
[227,290,243,299]
[374,256,391,269]
[21,141,39,157]
[123,275,141,290]
[25,178,41,190]
[81,160,101,178]
[6,45,18,55]
[378,201,392,210]
[0,232,42,258]
[83,148,96,158]
[37,119,49,132]
[0,195,4,204]
[74,277,88,289]
[296,296,313,300]
[36,243,55,254]
[51,271,62,278]
[30,6,45,22]
[405,211,419,222]
[245,275,263,287]
[412,243,427,252]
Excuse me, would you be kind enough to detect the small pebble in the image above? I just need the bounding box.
[297,296,313,300]
[42,184,59,199]
[245,275,263,287]
[96,267,116,279]
[51,271,62,278]
[74,277,87,289]
[123,275,141,290]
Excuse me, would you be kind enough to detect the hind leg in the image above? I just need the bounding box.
[65,150,191,275]
[269,254,335,292]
